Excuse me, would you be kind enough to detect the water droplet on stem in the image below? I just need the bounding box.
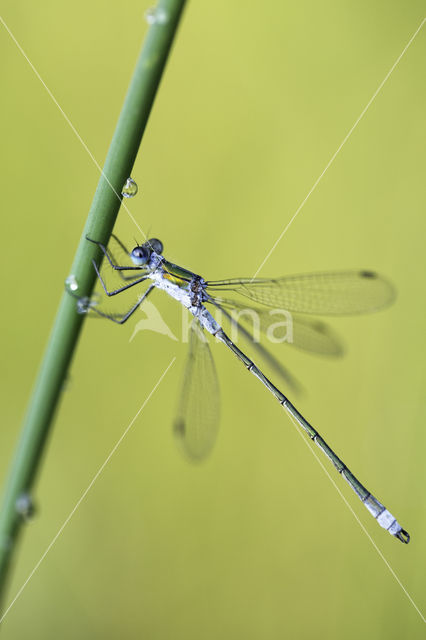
[15,493,36,522]
[121,177,138,198]
[65,274,79,292]
[145,6,168,25]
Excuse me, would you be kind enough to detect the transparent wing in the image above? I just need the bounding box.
[206,270,395,315]
[210,300,302,391]
[209,297,344,357]
[282,314,344,356]
[174,319,220,461]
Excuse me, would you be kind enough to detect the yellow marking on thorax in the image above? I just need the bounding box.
[162,272,189,288]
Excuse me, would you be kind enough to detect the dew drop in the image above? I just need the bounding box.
[121,177,138,198]
[15,493,36,522]
[145,6,168,25]
[65,274,79,292]
[145,7,156,24]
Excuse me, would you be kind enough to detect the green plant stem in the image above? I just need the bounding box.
[0,0,186,607]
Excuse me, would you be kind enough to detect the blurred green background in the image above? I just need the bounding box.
[1,1,425,638]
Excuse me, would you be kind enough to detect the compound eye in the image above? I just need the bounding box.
[131,246,149,265]
[148,238,163,254]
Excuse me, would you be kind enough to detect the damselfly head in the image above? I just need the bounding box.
[131,245,150,265]
[146,238,163,254]
[131,238,164,265]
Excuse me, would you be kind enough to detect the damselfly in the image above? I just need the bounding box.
[77,235,409,544]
